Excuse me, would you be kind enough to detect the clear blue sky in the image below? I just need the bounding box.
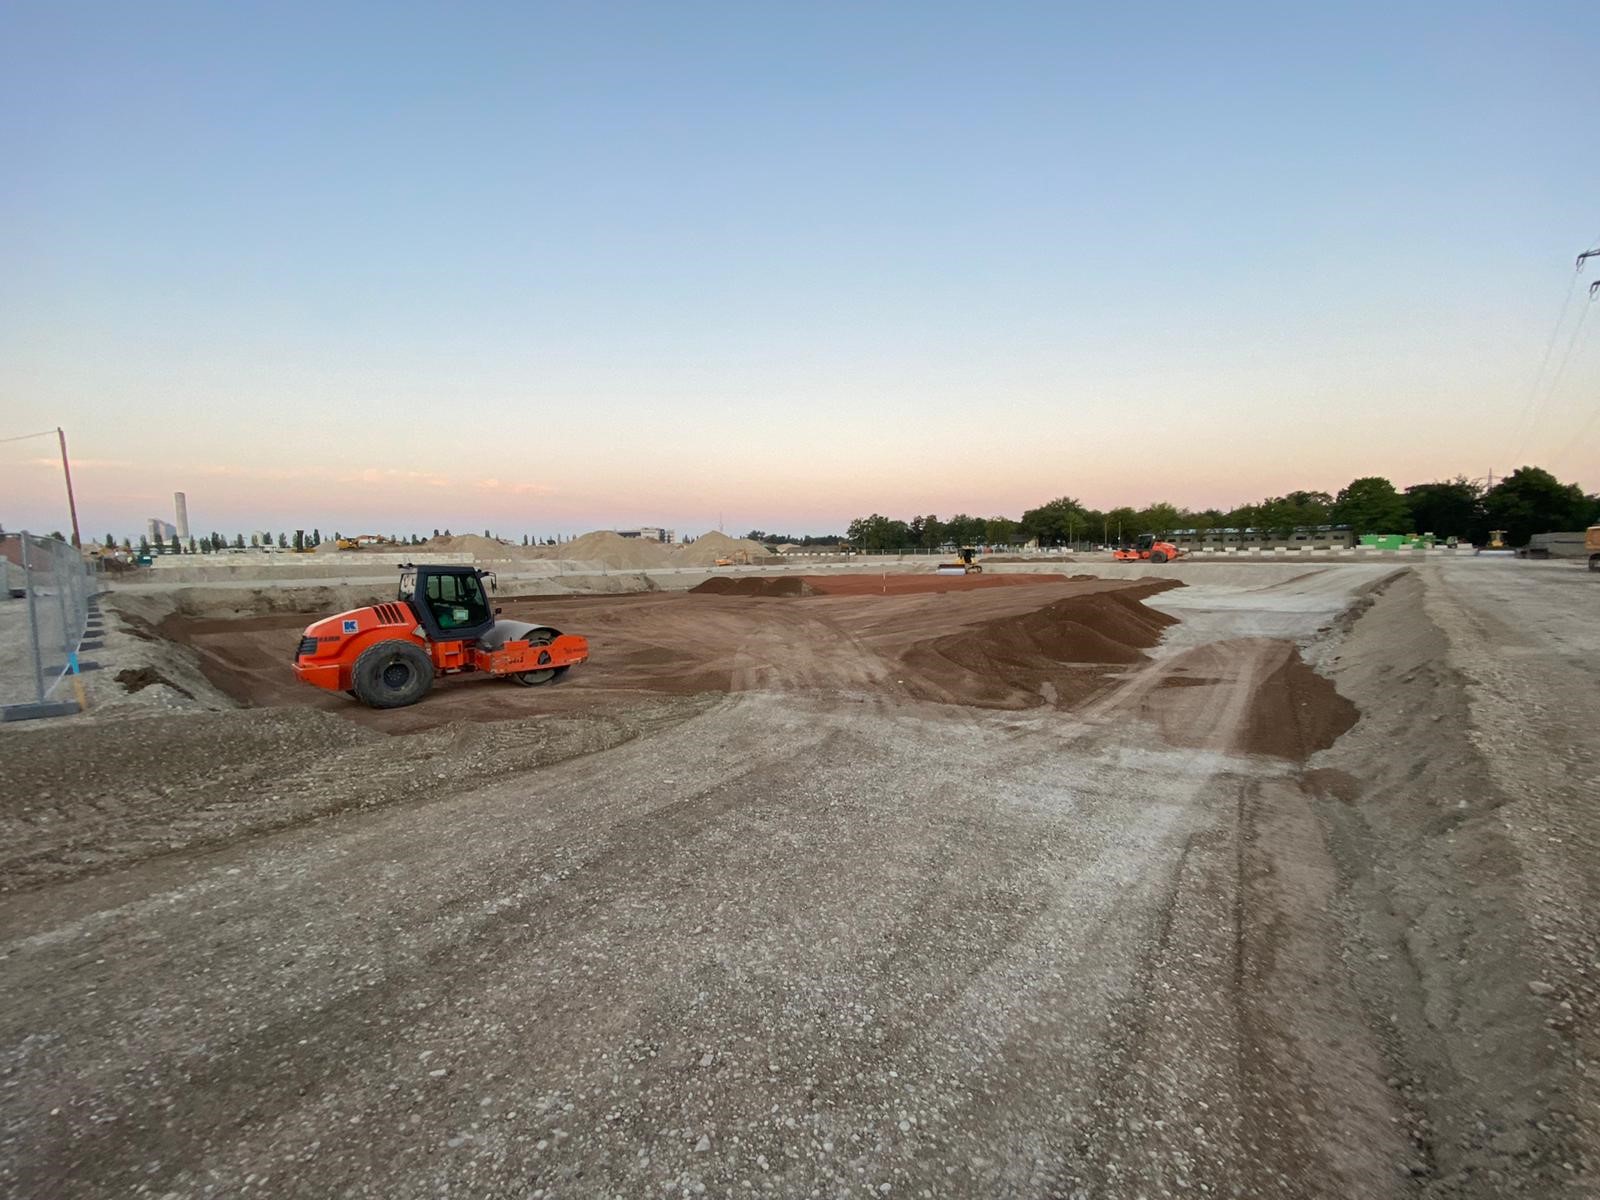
[3,1,1596,539]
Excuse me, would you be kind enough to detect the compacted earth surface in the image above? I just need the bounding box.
[0,560,1594,1199]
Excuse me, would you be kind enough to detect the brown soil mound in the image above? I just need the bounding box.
[114,666,194,699]
[689,577,816,597]
[1140,639,1358,760]
[936,584,1181,670]
[900,582,1182,708]
[1238,647,1359,758]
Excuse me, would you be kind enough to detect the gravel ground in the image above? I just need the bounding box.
[0,562,1593,1198]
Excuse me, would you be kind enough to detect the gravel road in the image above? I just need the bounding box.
[1,562,1592,1198]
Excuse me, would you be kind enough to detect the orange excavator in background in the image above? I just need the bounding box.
[1113,534,1182,564]
[292,564,588,708]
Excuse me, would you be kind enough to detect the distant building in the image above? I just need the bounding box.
[173,492,190,540]
[614,527,674,543]
[1167,525,1355,551]
[146,517,177,543]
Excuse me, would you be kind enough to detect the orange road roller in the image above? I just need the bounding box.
[292,564,588,709]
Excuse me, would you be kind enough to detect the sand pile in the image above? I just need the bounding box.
[549,531,675,569]
[421,533,526,558]
[689,577,816,597]
[674,531,774,567]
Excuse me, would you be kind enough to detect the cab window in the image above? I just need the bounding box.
[424,573,490,630]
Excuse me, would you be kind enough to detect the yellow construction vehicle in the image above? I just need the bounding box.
[936,547,983,575]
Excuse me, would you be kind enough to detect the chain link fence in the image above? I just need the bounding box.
[1,531,95,721]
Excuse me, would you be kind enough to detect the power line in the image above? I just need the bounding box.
[1509,234,1600,463]
[1507,268,1580,456]
[0,428,60,445]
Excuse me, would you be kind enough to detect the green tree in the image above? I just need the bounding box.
[1020,496,1088,546]
[311,528,321,547]
[1104,506,1140,543]
[984,516,1018,545]
[904,514,935,548]
[122,537,133,552]
[1482,467,1593,546]
[278,532,289,549]
[50,530,66,542]
[293,529,305,552]
[1331,477,1409,534]
[188,537,197,553]
[1404,478,1481,539]
[138,534,150,555]
[103,533,115,549]
[151,529,165,553]
[233,533,245,549]
[1138,502,1184,536]
[950,514,989,545]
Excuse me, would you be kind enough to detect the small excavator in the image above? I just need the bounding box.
[936,547,983,575]
[1113,534,1182,564]
[292,564,588,708]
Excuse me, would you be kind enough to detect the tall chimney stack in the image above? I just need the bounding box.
[174,491,190,541]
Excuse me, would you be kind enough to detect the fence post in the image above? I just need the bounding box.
[21,533,46,704]
[55,542,74,670]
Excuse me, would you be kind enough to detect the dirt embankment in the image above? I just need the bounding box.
[689,577,817,597]
[1303,569,1597,1195]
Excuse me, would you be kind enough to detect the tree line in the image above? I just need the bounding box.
[100,528,582,556]
[839,467,1599,551]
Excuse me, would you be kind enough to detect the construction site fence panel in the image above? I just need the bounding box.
[1,531,94,720]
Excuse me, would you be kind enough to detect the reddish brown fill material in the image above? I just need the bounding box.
[688,577,817,596]
[929,585,1181,671]
[1140,639,1359,761]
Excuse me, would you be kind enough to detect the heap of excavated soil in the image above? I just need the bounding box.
[1237,648,1359,758]
[548,531,675,569]
[1139,638,1359,760]
[689,577,816,597]
[674,531,775,567]
[420,533,526,557]
[934,584,1181,671]
[897,581,1183,709]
